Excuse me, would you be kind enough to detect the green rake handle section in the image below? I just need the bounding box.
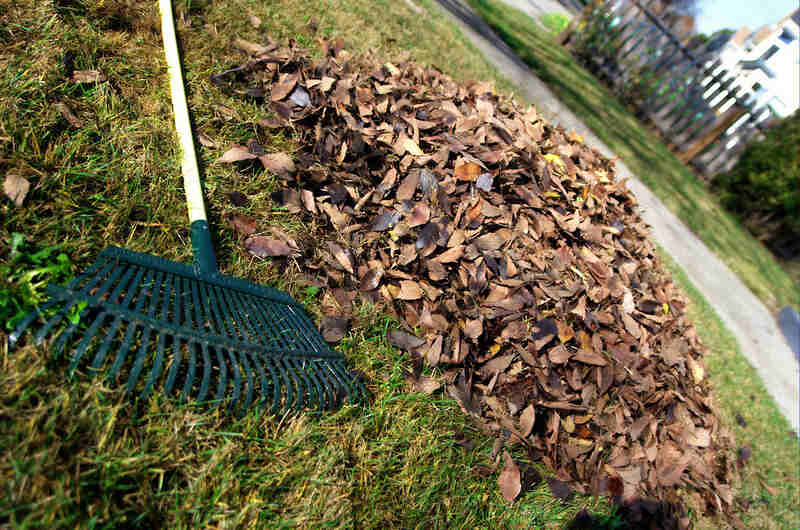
[160,0,217,275]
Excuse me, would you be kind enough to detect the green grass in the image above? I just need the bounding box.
[0,0,600,527]
[1,0,796,527]
[466,0,800,313]
[539,12,570,36]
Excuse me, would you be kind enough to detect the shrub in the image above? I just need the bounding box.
[713,111,800,258]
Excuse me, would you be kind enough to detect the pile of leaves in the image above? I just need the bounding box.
[212,36,737,525]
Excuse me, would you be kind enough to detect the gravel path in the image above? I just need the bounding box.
[434,0,800,432]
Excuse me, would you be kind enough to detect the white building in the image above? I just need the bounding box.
[714,9,800,118]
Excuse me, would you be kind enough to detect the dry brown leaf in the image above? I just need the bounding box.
[520,405,536,437]
[328,242,355,274]
[271,73,298,101]
[71,70,106,83]
[405,372,441,394]
[397,280,424,300]
[498,451,522,502]
[244,236,294,257]
[55,102,82,128]
[454,162,481,181]
[3,173,30,207]
[218,144,258,163]
[229,214,258,236]
[197,132,216,147]
[260,152,296,176]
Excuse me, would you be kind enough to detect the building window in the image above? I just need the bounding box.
[779,27,796,44]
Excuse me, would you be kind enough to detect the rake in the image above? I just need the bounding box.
[7,0,365,416]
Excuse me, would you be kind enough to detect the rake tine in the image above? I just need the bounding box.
[215,285,246,344]
[224,290,258,345]
[197,341,215,404]
[273,358,294,413]
[243,350,268,412]
[225,347,242,412]
[171,271,182,329]
[34,261,116,346]
[237,349,256,415]
[89,266,146,372]
[51,262,132,359]
[249,300,288,351]
[106,268,156,382]
[306,361,330,410]
[328,359,357,405]
[297,359,322,412]
[262,358,282,415]
[10,257,109,345]
[126,325,154,394]
[283,358,305,412]
[181,277,195,329]
[180,341,198,403]
[141,331,167,400]
[69,264,138,373]
[8,297,63,347]
[163,337,182,396]
[124,270,165,392]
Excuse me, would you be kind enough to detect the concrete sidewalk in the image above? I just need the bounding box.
[434,0,800,432]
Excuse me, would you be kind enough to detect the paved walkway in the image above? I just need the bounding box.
[434,0,800,432]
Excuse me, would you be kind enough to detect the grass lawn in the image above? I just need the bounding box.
[466,0,800,313]
[0,0,602,527]
[0,0,796,528]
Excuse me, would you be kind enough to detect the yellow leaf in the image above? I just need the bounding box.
[543,153,564,169]
[402,138,424,156]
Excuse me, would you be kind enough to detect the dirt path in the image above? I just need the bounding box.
[434,0,800,432]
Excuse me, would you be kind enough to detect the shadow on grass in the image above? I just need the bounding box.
[567,497,690,530]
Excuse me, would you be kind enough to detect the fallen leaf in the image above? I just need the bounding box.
[249,14,262,27]
[244,236,294,257]
[360,268,383,291]
[197,132,216,147]
[260,152,295,176]
[760,479,778,497]
[328,242,355,274]
[464,319,483,340]
[271,73,297,101]
[520,405,536,437]
[229,214,258,236]
[397,280,424,300]
[454,162,481,181]
[3,173,30,207]
[71,70,106,83]
[401,137,424,156]
[498,451,522,502]
[547,478,572,501]
[572,349,607,366]
[388,330,425,351]
[320,316,348,342]
[218,144,258,163]
[405,372,441,394]
[54,102,82,128]
[369,211,401,232]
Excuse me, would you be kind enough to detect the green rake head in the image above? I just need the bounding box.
[8,244,367,416]
[7,0,366,418]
